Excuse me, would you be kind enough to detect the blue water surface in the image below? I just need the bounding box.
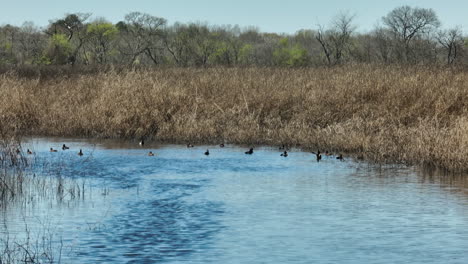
[1,138,467,264]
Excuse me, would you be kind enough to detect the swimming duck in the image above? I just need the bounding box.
[220,143,225,148]
[27,149,33,155]
[281,151,288,157]
[204,149,210,156]
[245,148,254,155]
[148,151,155,156]
[62,144,69,150]
[139,139,144,146]
[336,154,343,160]
[312,150,322,162]
[50,148,58,152]
[187,143,194,148]
[78,149,83,156]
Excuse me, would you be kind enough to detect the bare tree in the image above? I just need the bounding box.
[315,25,333,65]
[164,23,218,66]
[210,25,244,65]
[163,23,191,66]
[118,12,167,65]
[0,25,20,64]
[382,6,440,62]
[436,27,464,64]
[16,22,46,64]
[371,26,393,63]
[315,12,356,65]
[330,12,356,63]
[349,34,374,63]
[188,24,218,66]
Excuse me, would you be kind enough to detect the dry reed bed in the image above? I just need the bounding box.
[1,65,468,171]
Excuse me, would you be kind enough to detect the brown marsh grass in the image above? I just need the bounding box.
[1,65,468,171]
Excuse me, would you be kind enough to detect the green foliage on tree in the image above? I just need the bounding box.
[212,41,230,64]
[87,22,118,39]
[0,6,466,67]
[0,41,17,64]
[273,38,310,66]
[45,33,72,64]
[239,44,253,64]
[86,22,119,63]
[287,45,309,66]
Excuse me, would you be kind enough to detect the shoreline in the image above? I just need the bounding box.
[15,136,463,175]
[2,66,468,172]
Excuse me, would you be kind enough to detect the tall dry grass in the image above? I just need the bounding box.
[1,65,468,170]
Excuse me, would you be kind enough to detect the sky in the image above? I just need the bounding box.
[1,0,467,33]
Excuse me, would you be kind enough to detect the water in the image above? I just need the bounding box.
[1,138,468,263]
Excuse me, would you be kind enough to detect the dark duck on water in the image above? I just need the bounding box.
[312,150,322,162]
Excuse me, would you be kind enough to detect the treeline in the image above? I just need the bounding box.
[0,5,466,67]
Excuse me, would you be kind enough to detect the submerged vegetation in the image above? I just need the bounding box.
[1,65,468,171]
[0,139,86,208]
[0,138,89,263]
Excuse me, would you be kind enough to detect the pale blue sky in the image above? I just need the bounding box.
[1,0,467,33]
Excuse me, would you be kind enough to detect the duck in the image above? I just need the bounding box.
[245,148,254,155]
[148,151,155,156]
[312,150,322,162]
[187,143,194,148]
[336,154,343,160]
[219,143,225,148]
[281,151,288,157]
[27,149,33,155]
[78,149,83,156]
[204,149,210,156]
[62,144,69,150]
[139,139,144,146]
[50,148,58,152]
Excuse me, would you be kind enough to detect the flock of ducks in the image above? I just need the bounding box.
[201,147,255,156]
[180,141,343,162]
[22,144,84,156]
[311,150,343,162]
[21,140,344,162]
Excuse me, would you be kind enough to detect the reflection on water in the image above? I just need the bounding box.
[1,138,468,263]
